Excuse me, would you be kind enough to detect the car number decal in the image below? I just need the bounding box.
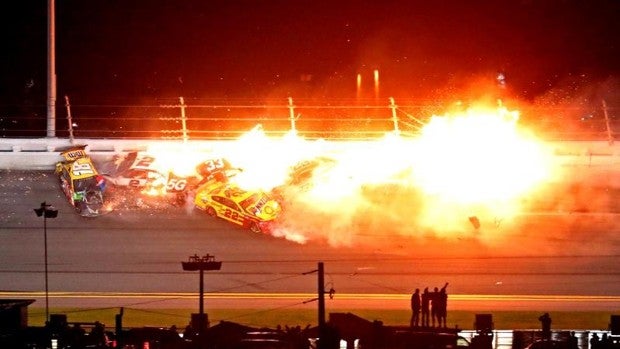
[204,158,225,171]
[223,209,240,221]
[135,156,155,168]
[129,179,142,187]
[166,178,187,192]
[71,162,95,176]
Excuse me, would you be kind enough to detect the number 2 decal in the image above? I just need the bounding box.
[135,156,155,168]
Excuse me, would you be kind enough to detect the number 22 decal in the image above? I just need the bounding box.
[224,209,240,220]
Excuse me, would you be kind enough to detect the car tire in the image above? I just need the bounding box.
[75,201,85,215]
[206,206,217,217]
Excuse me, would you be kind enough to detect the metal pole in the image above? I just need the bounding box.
[47,0,56,137]
[179,97,188,144]
[199,268,204,333]
[389,97,399,133]
[288,97,297,132]
[199,269,204,315]
[603,100,613,145]
[65,96,74,143]
[44,212,49,323]
[374,69,380,100]
[318,262,325,329]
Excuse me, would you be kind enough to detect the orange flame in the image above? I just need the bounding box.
[142,103,556,246]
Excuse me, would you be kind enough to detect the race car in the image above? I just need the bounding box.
[194,180,281,234]
[100,151,177,190]
[100,151,196,205]
[195,157,242,184]
[101,152,240,205]
[271,156,337,202]
[55,145,106,217]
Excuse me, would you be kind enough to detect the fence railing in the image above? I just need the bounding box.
[1,97,617,142]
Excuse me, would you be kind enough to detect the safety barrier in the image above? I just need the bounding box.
[1,138,620,171]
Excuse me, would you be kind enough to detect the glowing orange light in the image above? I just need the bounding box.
[139,102,556,246]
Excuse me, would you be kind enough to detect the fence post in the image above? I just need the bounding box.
[389,97,399,134]
[179,96,188,143]
[64,95,74,144]
[603,99,613,145]
[288,97,297,133]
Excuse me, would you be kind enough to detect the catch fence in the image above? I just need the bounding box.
[1,97,618,142]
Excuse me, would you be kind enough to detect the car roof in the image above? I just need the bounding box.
[212,185,255,202]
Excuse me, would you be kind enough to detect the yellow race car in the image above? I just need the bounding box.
[194,180,281,234]
[55,145,106,217]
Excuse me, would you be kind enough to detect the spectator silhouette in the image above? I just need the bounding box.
[421,288,430,327]
[410,288,421,328]
[590,333,600,349]
[538,313,552,340]
[438,282,449,327]
[431,287,440,327]
[569,331,578,349]
[601,333,610,349]
[90,321,106,347]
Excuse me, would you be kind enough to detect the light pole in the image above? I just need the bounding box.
[181,254,222,338]
[34,202,58,323]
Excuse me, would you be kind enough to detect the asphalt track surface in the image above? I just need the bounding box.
[0,170,619,315]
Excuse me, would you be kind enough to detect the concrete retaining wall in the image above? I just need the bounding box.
[1,138,620,171]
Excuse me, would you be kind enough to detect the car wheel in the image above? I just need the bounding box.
[75,201,85,214]
[249,222,262,234]
[206,206,217,217]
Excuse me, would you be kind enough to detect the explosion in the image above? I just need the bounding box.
[132,103,557,248]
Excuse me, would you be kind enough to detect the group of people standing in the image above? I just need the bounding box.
[410,283,449,328]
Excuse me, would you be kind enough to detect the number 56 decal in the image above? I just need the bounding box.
[166,178,187,192]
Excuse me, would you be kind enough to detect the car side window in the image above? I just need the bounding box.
[215,196,239,211]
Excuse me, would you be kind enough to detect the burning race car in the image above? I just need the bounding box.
[100,152,241,206]
[99,152,165,189]
[271,156,337,202]
[195,157,242,184]
[194,180,281,234]
[55,145,106,217]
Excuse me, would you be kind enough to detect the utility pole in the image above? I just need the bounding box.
[304,262,334,349]
[115,307,124,348]
[318,262,325,331]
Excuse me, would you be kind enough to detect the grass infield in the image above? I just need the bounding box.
[28,308,616,331]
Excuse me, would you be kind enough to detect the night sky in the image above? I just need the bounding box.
[1,0,619,108]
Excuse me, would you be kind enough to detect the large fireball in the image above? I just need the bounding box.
[411,106,551,203]
[132,103,557,247]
